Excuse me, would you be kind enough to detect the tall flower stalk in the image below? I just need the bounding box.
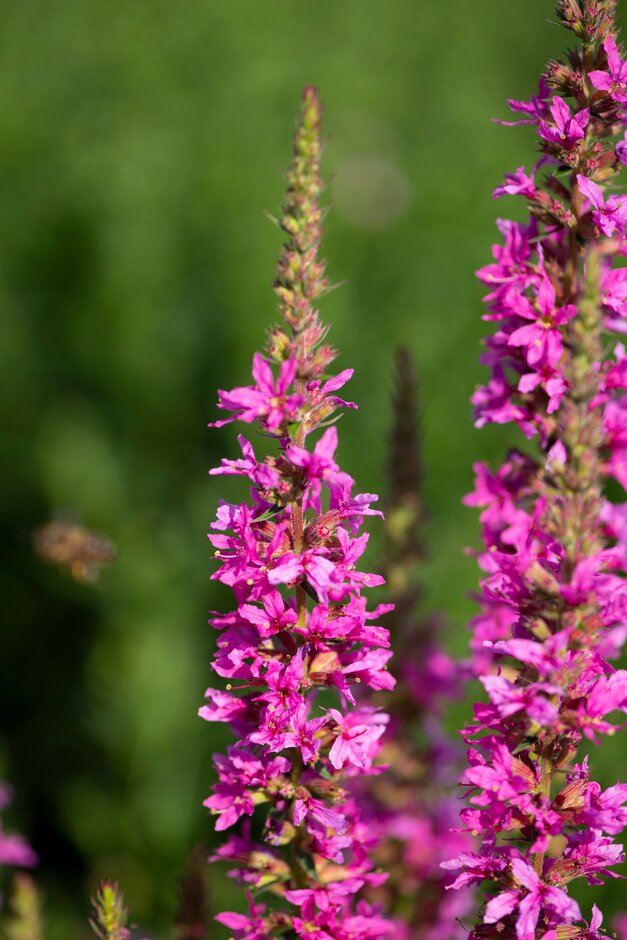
[203,87,395,939]
[359,348,473,939]
[445,3,627,938]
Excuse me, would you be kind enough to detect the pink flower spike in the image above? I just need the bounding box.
[204,89,395,936]
[449,9,627,936]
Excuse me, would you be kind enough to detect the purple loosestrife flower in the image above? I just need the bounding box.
[203,88,394,938]
[353,349,473,939]
[589,36,627,103]
[538,96,590,149]
[445,3,627,938]
[576,173,627,236]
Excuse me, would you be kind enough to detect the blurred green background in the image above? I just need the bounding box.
[1,1,625,936]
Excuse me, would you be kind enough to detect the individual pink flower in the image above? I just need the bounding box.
[577,174,627,238]
[507,277,576,368]
[538,96,589,149]
[267,547,338,595]
[484,858,581,940]
[589,36,627,103]
[238,589,298,638]
[210,434,280,490]
[493,166,538,199]
[209,353,303,431]
[326,707,387,771]
[617,131,627,166]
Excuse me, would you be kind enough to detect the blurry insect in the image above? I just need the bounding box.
[32,520,116,584]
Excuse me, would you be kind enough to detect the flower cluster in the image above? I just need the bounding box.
[355,348,473,939]
[445,3,627,938]
[202,88,395,938]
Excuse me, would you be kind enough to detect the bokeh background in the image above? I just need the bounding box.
[1,1,625,936]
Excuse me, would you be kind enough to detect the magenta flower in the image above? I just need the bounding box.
[480,674,560,725]
[484,858,581,940]
[285,425,339,479]
[210,434,280,490]
[508,276,576,367]
[601,268,627,331]
[215,893,272,940]
[589,36,627,103]
[209,353,303,431]
[538,96,589,149]
[255,649,305,716]
[267,546,338,595]
[577,173,627,238]
[238,589,298,638]
[250,702,327,763]
[326,707,386,771]
[493,166,538,200]
[518,362,567,414]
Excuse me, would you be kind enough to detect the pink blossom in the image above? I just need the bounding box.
[601,268,627,331]
[513,858,581,939]
[238,589,297,638]
[507,277,576,368]
[268,547,338,595]
[493,166,538,199]
[210,434,280,489]
[255,650,305,716]
[285,426,343,483]
[589,37,627,103]
[215,893,271,940]
[538,97,589,149]
[209,353,303,431]
[250,703,327,764]
[577,174,627,238]
[326,707,387,770]
[480,674,560,725]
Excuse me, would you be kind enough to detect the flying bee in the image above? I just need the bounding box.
[33,520,116,584]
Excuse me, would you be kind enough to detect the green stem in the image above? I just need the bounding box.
[532,747,554,876]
